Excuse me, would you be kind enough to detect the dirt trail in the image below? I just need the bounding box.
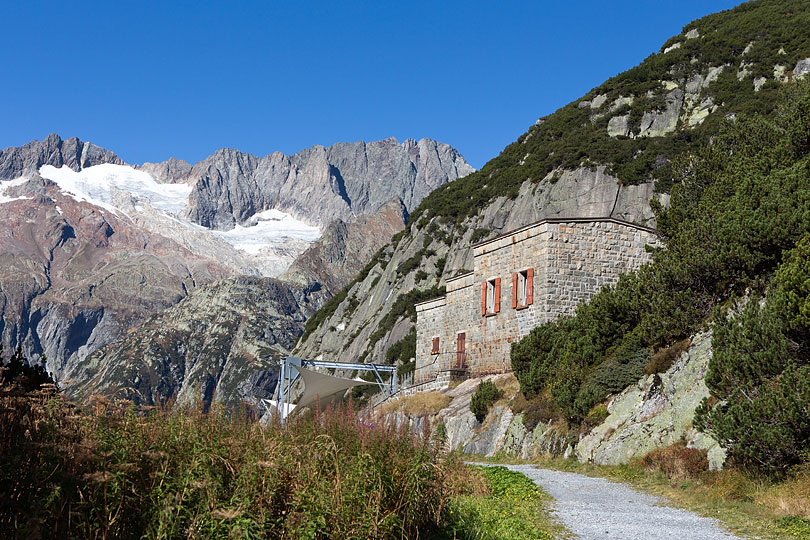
[474,464,743,539]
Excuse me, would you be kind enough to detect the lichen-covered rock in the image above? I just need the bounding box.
[794,58,810,79]
[575,331,726,469]
[639,89,684,137]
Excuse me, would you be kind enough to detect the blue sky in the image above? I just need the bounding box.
[2,1,741,169]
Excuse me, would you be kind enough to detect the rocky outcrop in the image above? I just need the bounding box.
[70,276,315,410]
[377,333,725,467]
[377,374,575,458]
[179,138,473,231]
[0,133,122,180]
[282,199,408,296]
[138,157,193,184]
[575,331,726,469]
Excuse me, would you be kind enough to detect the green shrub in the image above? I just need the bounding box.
[387,329,416,366]
[470,381,505,423]
[470,228,490,244]
[695,235,810,474]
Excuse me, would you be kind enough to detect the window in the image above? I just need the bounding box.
[431,337,440,355]
[481,277,501,316]
[512,268,534,309]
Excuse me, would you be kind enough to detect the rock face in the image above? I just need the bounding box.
[575,331,726,469]
[377,374,575,458]
[70,276,314,410]
[0,133,123,179]
[179,138,474,231]
[282,199,408,297]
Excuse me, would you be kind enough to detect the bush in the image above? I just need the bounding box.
[470,381,505,423]
[511,391,561,431]
[640,444,709,479]
[695,236,810,474]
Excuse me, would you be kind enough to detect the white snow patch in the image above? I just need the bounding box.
[0,177,32,204]
[39,164,192,216]
[212,209,321,255]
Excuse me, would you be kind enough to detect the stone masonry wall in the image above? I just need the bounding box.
[415,218,659,381]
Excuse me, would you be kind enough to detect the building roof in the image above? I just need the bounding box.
[470,216,658,249]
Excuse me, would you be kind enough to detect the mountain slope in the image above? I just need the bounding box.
[0,135,472,395]
[295,0,810,377]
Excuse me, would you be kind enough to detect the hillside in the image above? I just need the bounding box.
[295,0,810,388]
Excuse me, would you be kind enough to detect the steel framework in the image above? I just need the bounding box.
[266,356,398,424]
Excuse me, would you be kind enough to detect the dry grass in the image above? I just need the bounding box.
[1,379,477,540]
[493,373,521,404]
[379,391,451,417]
[756,467,810,519]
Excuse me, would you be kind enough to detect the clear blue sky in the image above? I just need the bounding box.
[2,1,742,169]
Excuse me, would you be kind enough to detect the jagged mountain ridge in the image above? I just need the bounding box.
[0,134,473,401]
[295,0,810,375]
[178,137,473,231]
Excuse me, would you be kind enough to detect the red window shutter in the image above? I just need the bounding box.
[481,281,487,316]
[494,277,501,313]
[527,268,534,305]
[512,272,518,308]
[432,337,439,355]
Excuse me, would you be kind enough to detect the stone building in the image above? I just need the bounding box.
[413,217,659,385]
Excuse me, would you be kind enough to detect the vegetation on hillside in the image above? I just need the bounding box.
[407,0,810,227]
[298,0,810,378]
[511,80,810,473]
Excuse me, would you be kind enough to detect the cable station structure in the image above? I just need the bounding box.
[266,356,398,425]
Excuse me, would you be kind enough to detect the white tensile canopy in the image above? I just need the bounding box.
[293,365,371,412]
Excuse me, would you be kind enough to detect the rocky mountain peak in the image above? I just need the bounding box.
[0,133,123,180]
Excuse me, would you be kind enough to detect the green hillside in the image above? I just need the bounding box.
[409,0,810,227]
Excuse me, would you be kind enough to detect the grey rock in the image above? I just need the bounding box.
[182,138,473,231]
[685,28,700,39]
[575,331,726,469]
[69,276,315,411]
[138,157,193,184]
[639,88,684,137]
[607,115,630,137]
[794,57,810,79]
[0,133,123,180]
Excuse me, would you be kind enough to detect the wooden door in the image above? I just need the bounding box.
[456,332,466,369]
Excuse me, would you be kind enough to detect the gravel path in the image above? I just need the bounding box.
[471,463,743,539]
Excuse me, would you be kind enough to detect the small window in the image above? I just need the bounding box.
[431,337,440,355]
[481,277,501,315]
[512,268,534,309]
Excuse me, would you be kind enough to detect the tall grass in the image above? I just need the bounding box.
[1,379,469,539]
